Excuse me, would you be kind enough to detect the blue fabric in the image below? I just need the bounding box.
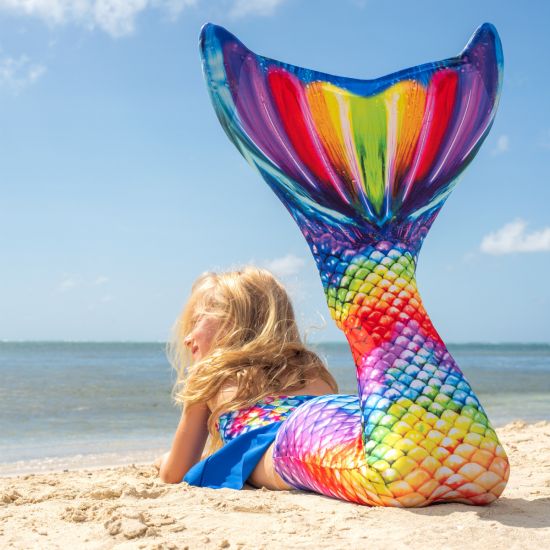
[183,422,283,489]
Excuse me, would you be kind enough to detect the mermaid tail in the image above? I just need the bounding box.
[199,23,509,506]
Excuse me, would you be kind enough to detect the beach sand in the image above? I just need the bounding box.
[1,421,549,549]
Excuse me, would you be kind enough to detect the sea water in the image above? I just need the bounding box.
[0,342,549,475]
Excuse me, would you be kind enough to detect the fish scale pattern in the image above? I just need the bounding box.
[217,395,316,444]
[272,239,509,506]
[199,22,510,506]
[275,393,508,506]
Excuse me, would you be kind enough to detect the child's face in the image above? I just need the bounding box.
[184,314,220,361]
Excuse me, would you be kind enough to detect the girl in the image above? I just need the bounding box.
[154,266,338,490]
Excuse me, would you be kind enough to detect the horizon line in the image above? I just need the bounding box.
[1,340,549,346]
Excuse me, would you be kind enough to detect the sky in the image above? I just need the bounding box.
[0,0,549,343]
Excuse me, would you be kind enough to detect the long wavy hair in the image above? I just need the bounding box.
[168,266,338,453]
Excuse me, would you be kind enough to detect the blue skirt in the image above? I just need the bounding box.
[183,422,283,489]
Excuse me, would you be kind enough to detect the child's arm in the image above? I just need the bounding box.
[156,402,210,483]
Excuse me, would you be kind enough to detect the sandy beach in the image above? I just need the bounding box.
[0,420,549,549]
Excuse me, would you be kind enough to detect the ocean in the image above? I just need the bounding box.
[1,342,549,476]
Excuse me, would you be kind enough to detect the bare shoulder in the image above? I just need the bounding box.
[207,385,238,412]
[206,377,334,411]
[295,377,335,396]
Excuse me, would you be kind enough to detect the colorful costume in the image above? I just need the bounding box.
[197,22,510,506]
[184,395,315,488]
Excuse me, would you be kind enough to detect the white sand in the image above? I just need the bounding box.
[1,421,549,549]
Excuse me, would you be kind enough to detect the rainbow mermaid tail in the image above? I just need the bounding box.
[199,22,509,506]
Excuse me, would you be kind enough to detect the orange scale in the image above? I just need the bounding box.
[397,492,426,507]
[363,295,379,307]
[419,456,441,475]
[471,449,494,469]
[456,482,484,499]
[480,439,497,453]
[433,466,454,483]
[429,484,453,502]
[387,480,414,498]
[490,481,508,497]
[342,315,356,329]
[474,471,502,491]
[374,301,390,312]
[404,468,432,490]
[489,457,509,478]
[443,473,468,490]
[417,478,439,499]
[443,454,467,472]
[379,495,401,507]
[361,489,384,505]
[496,445,508,458]
[454,443,477,461]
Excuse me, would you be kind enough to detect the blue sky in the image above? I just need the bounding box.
[1,0,549,343]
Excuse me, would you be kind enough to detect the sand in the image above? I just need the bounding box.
[1,421,550,549]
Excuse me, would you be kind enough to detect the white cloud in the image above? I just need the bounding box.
[92,0,148,37]
[57,276,78,292]
[264,253,305,278]
[491,134,509,156]
[0,55,46,93]
[154,0,195,18]
[0,0,196,37]
[93,275,109,285]
[230,0,287,18]
[480,219,550,255]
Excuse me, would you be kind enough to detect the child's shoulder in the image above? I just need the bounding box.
[207,384,238,412]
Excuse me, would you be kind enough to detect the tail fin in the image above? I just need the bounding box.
[199,23,503,249]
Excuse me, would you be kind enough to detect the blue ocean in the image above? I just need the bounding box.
[1,342,549,476]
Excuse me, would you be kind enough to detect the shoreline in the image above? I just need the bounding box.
[1,420,549,549]
[0,448,167,479]
[0,418,543,479]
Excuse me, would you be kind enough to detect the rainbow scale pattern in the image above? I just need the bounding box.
[273,241,507,506]
[199,22,510,506]
[217,395,315,444]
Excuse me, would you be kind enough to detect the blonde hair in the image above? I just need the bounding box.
[168,266,338,453]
